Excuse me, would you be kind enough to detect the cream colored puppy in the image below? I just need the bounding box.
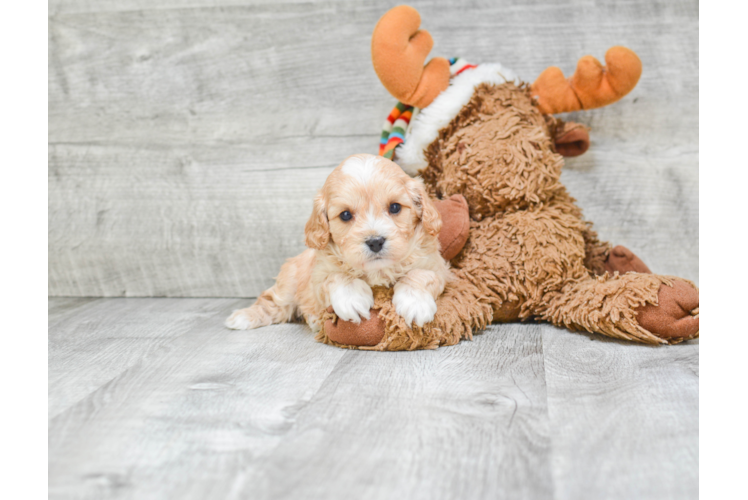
[225,154,450,332]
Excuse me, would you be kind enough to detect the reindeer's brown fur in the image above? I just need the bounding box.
[319,82,698,350]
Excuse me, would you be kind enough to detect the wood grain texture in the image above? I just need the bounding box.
[233,324,552,500]
[49,298,349,499]
[48,0,699,296]
[541,326,699,500]
[48,297,244,418]
[48,298,698,499]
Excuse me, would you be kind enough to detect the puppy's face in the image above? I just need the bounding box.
[305,154,441,272]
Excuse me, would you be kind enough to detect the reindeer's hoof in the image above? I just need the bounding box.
[604,245,652,274]
[325,307,385,347]
[637,280,699,343]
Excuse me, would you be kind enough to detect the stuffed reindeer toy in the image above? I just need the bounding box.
[319,6,698,350]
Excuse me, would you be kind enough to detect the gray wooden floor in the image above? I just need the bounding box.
[49,297,698,499]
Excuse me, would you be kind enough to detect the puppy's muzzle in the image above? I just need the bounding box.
[366,236,386,253]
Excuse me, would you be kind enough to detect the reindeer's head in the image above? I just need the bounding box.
[372,5,642,219]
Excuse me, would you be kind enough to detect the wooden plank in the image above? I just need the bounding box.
[49,298,348,499]
[49,0,302,15]
[542,327,699,500]
[49,303,553,499]
[48,297,99,323]
[49,298,699,499]
[49,148,337,297]
[48,297,243,418]
[228,324,552,500]
[48,0,698,295]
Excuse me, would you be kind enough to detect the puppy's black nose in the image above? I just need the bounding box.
[366,236,386,253]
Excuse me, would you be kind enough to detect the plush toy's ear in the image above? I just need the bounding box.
[554,121,590,157]
[304,191,330,250]
[532,46,642,114]
[371,5,450,108]
[408,178,441,236]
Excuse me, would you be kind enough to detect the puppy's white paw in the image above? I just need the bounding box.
[225,308,264,330]
[330,279,374,324]
[393,284,437,327]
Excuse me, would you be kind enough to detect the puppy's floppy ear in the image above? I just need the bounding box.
[407,178,441,236]
[304,191,330,249]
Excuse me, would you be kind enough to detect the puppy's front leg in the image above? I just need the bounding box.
[327,274,375,324]
[393,269,446,327]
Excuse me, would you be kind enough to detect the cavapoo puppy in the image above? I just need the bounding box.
[225,153,451,332]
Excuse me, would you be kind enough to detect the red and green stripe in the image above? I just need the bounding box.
[379,102,413,159]
[379,58,475,161]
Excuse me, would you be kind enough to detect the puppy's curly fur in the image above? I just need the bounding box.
[226,154,451,331]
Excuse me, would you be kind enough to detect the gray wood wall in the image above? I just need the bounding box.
[49,0,699,297]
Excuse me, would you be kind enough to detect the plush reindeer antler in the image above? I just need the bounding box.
[371,5,451,108]
[532,46,642,115]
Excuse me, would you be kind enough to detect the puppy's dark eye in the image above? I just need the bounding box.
[340,210,352,221]
[389,203,401,215]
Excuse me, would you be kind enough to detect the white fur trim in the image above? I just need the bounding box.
[395,63,520,175]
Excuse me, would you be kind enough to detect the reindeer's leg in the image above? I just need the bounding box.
[603,245,652,274]
[581,225,611,275]
[539,273,698,344]
[580,223,652,276]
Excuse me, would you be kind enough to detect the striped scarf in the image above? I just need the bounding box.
[379,58,477,159]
